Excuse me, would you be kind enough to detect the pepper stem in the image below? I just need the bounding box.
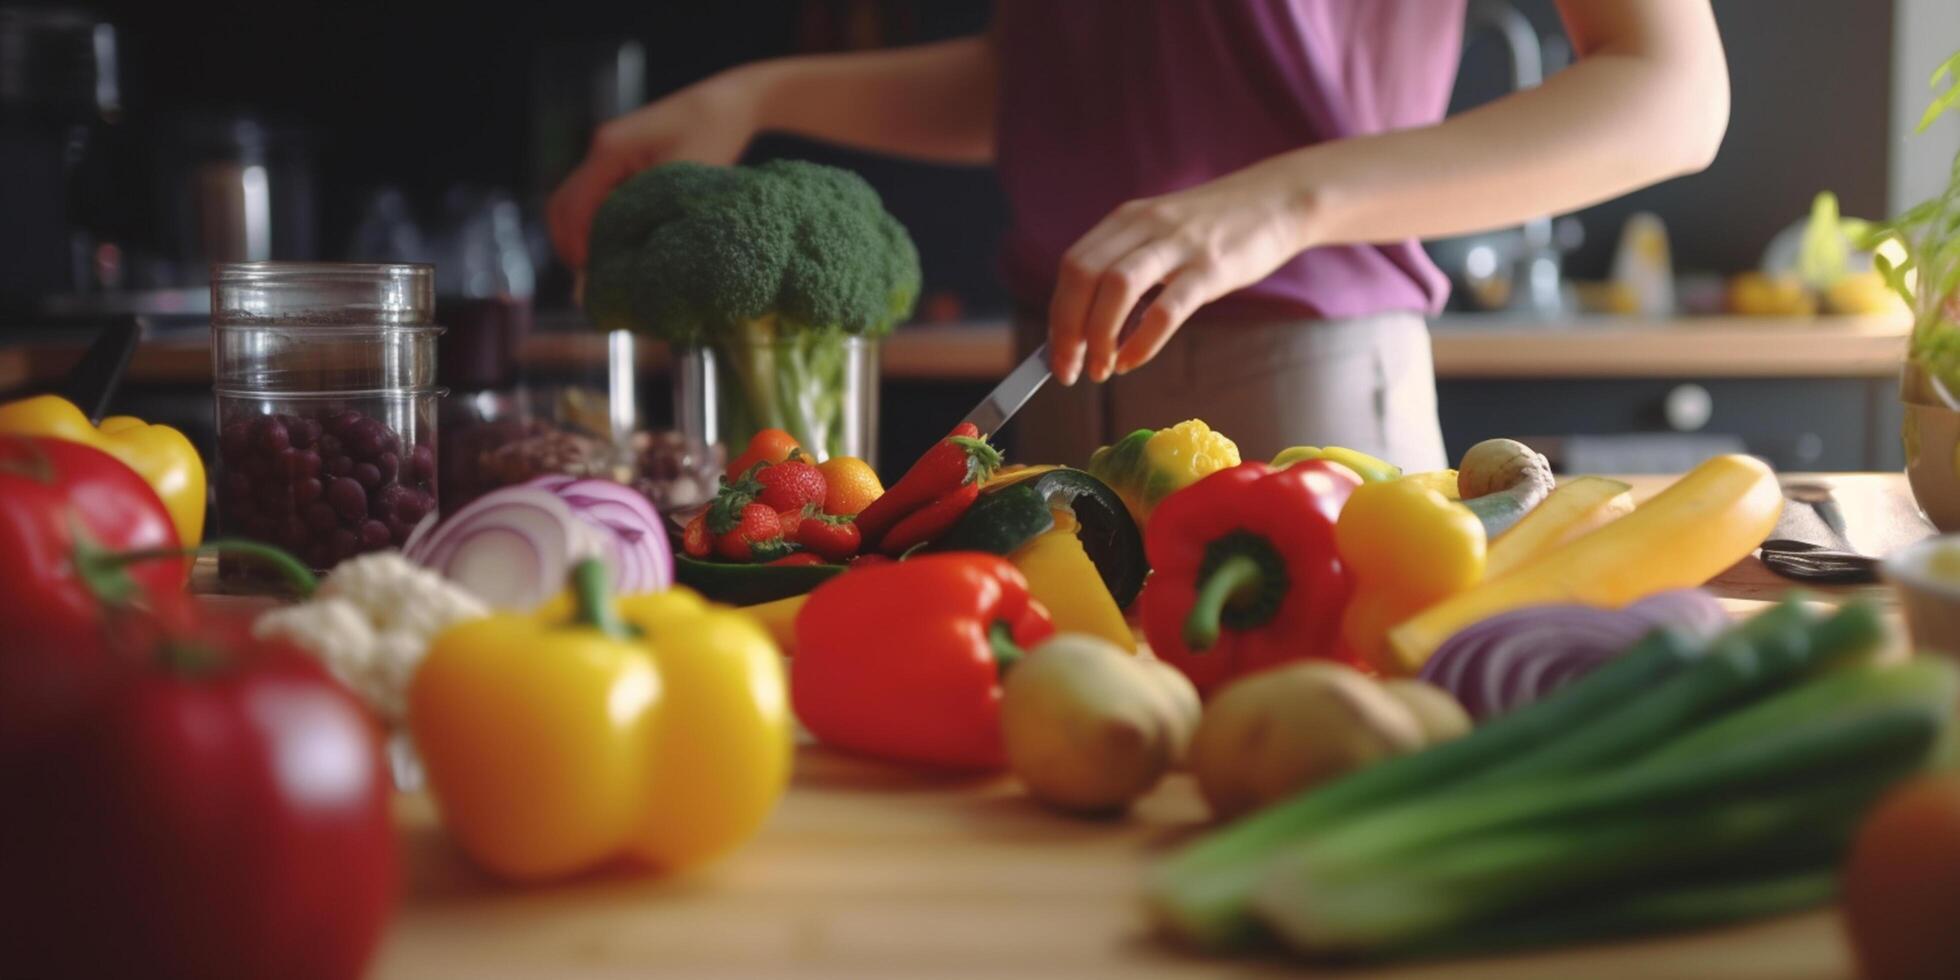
[988,620,1024,672]
[1184,554,1265,652]
[95,538,320,598]
[570,559,635,639]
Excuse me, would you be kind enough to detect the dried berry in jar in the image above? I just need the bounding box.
[217,405,435,574]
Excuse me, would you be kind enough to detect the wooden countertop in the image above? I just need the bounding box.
[0,314,1912,390]
[360,473,1906,979]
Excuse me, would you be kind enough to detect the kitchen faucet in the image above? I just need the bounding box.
[1466,0,1567,316]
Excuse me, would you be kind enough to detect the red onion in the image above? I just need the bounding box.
[523,476,673,596]
[1418,590,1727,722]
[403,486,612,610]
[403,477,674,609]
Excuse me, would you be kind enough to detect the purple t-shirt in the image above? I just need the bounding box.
[995,0,1464,319]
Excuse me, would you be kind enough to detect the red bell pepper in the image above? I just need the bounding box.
[1,613,398,980]
[1138,461,1361,697]
[791,553,1054,769]
[854,423,1001,555]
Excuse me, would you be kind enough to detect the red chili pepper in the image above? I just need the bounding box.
[768,552,827,567]
[877,481,981,556]
[791,553,1054,770]
[854,423,1000,551]
[1137,461,1360,697]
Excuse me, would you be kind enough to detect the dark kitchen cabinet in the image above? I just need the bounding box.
[1437,377,1904,474]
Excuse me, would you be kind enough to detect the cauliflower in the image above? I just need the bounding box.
[255,552,487,723]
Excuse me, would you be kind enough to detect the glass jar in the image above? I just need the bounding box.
[674,325,879,466]
[211,262,441,580]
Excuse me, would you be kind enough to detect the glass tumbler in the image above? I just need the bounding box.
[211,262,442,581]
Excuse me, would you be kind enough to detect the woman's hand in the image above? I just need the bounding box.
[1048,160,1320,385]
[549,38,996,273]
[548,70,762,269]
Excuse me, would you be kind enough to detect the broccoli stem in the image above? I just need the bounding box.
[703,318,864,460]
[776,331,822,457]
[712,318,782,449]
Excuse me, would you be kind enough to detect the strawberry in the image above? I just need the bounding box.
[681,511,713,559]
[796,514,862,562]
[710,500,789,563]
[755,453,828,514]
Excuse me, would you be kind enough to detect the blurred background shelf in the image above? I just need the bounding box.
[0,312,1915,476]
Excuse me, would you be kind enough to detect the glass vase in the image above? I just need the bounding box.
[674,322,879,466]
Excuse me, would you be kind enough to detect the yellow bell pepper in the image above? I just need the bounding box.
[1272,445,1402,483]
[409,562,791,882]
[1334,477,1486,675]
[0,394,205,546]
[1401,469,1460,500]
[1087,420,1240,527]
[1011,510,1136,651]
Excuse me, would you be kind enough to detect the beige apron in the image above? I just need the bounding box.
[1010,312,1448,471]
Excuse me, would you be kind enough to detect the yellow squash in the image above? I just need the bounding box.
[741,592,808,654]
[1387,454,1782,673]
[410,563,790,881]
[0,393,206,546]
[1271,445,1401,483]
[1012,510,1136,652]
[1483,476,1634,579]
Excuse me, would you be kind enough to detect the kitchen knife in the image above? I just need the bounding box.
[960,341,1053,438]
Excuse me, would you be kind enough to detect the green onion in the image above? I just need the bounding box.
[1255,773,1885,958]
[1148,601,1893,950]
[1146,624,1706,948]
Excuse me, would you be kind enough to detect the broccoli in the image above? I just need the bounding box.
[585,160,921,458]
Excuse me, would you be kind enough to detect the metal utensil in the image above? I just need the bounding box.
[57,315,140,421]
[959,342,1053,439]
[1759,540,1879,583]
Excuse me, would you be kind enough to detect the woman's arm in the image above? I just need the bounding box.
[1052,0,1729,385]
[550,36,996,268]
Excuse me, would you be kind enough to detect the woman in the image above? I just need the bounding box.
[550,0,1729,469]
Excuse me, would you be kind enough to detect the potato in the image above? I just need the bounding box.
[1191,661,1427,821]
[1380,679,1472,744]
[1001,633,1200,814]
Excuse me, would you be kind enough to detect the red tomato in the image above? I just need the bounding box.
[1843,772,1960,980]
[0,435,188,756]
[0,622,398,980]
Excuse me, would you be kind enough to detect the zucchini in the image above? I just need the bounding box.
[931,467,1146,608]
[926,483,1055,555]
[673,554,845,606]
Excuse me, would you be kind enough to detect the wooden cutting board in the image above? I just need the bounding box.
[373,754,1859,980]
[369,475,1913,979]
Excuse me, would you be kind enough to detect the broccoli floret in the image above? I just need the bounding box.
[583,161,921,458]
[585,160,921,344]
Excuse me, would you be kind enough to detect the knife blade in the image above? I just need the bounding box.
[960,342,1053,438]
